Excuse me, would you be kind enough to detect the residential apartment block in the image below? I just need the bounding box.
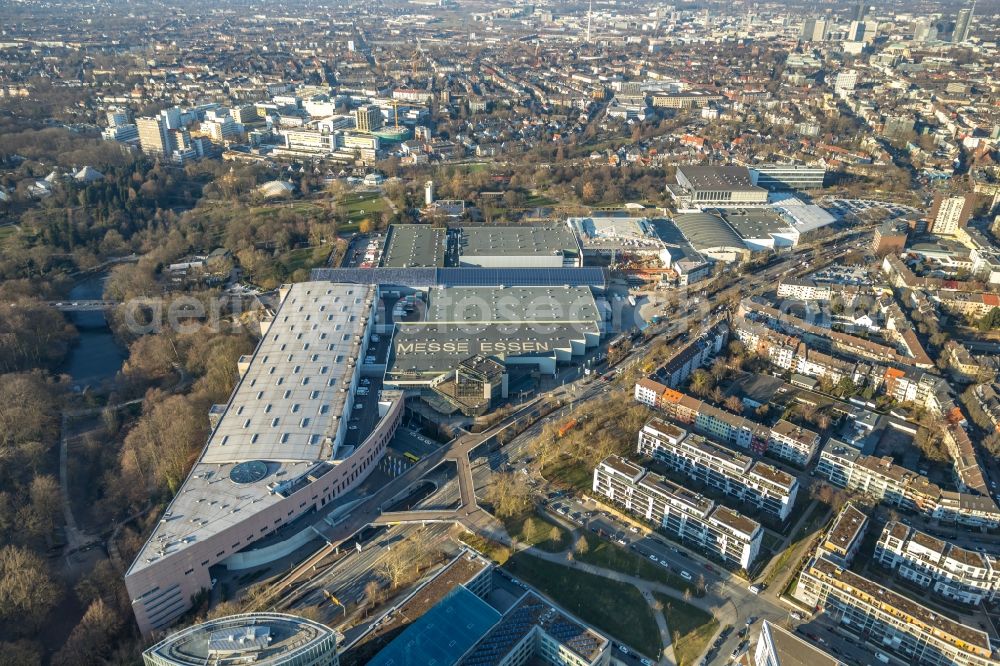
[776,278,837,301]
[739,297,933,369]
[815,440,1000,528]
[796,556,995,666]
[749,165,827,192]
[635,382,770,453]
[875,521,1000,605]
[593,457,762,569]
[647,323,727,389]
[928,193,976,236]
[767,419,822,466]
[634,379,820,466]
[636,419,798,521]
[816,502,868,567]
[754,621,845,666]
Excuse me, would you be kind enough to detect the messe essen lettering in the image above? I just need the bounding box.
[395,341,552,354]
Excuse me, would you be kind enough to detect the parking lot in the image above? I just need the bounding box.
[540,494,803,665]
[821,198,919,221]
[342,376,382,449]
[341,233,386,268]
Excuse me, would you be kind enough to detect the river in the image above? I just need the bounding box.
[60,274,127,387]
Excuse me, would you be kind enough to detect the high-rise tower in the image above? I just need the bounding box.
[855,0,867,21]
[953,1,975,43]
[586,0,593,43]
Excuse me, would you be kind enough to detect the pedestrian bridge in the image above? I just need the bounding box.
[46,300,121,312]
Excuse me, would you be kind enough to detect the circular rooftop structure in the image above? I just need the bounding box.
[142,612,337,666]
[374,126,411,143]
[230,460,269,485]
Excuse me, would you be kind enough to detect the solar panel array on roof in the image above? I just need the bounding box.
[461,597,537,666]
[436,267,607,288]
[543,613,602,660]
[461,593,605,666]
[310,267,608,289]
[310,267,438,285]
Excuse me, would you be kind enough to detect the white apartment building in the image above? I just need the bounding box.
[637,419,798,521]
[754,621,844,666]
[776,279,833,301]
[767,419,821,466]
[816,440,1000,528]
[816,503,868,567]
[634,377,668,408]
[834,69,859,93]
[929,193,975,236]
[280,129,337,154]
[796,556,995,666]
[593,457,762,569]
[875,521,1000,605]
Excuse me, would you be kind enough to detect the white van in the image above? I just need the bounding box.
[748,584,761,594]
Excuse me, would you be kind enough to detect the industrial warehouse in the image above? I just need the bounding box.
[380,224,582,269]
[124,282,406,636]
[383,284,606,392]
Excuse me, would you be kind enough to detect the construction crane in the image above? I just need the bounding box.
[391,99,401,129]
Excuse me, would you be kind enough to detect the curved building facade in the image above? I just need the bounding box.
[142,612,338,666]
[125,282,403,636]
[673,212,749,263]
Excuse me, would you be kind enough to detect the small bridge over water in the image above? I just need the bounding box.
[46,300,121,312]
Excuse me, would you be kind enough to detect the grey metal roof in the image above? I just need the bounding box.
[423,286,601,324]
[459,225,581,258]
[310,267,608,289]
[677,165,760,192]
[386,322,597,379]
[381,224,447,268]
[673,212,746,251]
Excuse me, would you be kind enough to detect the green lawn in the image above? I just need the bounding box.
[523,194,557,207]
[792,501,829,542]
[505,552,662,659]
[541,456,593,492]
[576,535,698,595]
[764,501,828,587]
[458,531,512,566]
[341,192,386,222]
[250,202,325,220]
[276,246,331,275]
[655,594,719,666]
[503,511,573,553]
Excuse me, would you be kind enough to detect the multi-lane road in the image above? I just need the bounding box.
[267,224,891,663]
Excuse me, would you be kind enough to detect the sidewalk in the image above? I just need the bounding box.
[509,543,735,666]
